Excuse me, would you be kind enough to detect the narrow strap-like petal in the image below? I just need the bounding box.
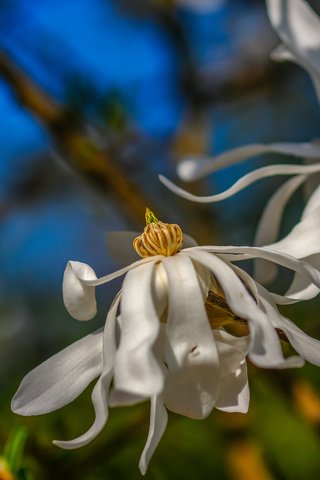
[159,163,320,203]
[72,256,162,287]
[254,175,307,284]
[277,315,320,367]
[53,294,121,449]
[63,257,161,320]
[12,329,103,415]
[302,184,320,218]
[114,262,164,397]
[187,245,320,291]
[187,250,303,369]
[258,285,320,366]
[139,395,168,475]
[176,143,320,181]
[162,255,220,419]
[279,254,320,302]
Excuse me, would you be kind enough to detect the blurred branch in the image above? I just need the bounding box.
[0,51,149,226]
[120,0,280,108]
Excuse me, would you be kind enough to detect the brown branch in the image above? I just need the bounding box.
[0,51,148,226]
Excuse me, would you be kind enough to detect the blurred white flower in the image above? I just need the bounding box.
[11,210,320,473]
[266,0,320,103]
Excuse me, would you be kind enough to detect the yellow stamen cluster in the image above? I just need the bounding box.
[133,208,183,258]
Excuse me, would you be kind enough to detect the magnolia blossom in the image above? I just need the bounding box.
[158,0,320,212]
[11,210,320,474]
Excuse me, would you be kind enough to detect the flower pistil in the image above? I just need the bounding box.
[133,208,183,257]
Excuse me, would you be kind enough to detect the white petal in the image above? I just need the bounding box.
[187,250,303,368]
[258,285,319,366]
[215,361,249,413]
[254,175,307,284]
[54,294,120,449]
[266,0,320,96]
[285,254,320,300]
[277,315,320,367]
[159,163,320,203]
[114,262,164,397]
[302,184,320,218]
[188,245,320,292]
[63,257,162,320]
[175,143,320,181]
[267,206,320,259]
[139,395,168,476]
[213,330,249,374]
[162,255,220,419]
[106,231,140,265]
[63,261,98,321]
[73,257,162,288]
[12,329,103,415]
[273,254,320,303]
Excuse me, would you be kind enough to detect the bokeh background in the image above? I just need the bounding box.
[1,0,320,478]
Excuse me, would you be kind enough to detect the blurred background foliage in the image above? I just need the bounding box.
[1,0,320,478]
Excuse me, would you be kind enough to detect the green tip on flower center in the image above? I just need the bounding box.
[134,208,183,257]
[145,208,159,225]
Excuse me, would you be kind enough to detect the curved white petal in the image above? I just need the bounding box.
[266,0,320,92]
[139,395,168,476]
[213,330,249,374]
[176,143,320,181]
[106,231,140,265]
[63,261,98,321]
[162,255,220,419]
[54,294,120,449]
[273,254,320,304]
[114,262,164,397]
[215,361,249,413]
[74,257,162,288]
[302,184,320,218]
[258,285,320,366]
[254,175,307,284]
[187,245,320,292]
[187,250,303,368]
[267,205,320,259]
[277,315,320,367]
[159,163,320,203]
[12,329,103,415]
[255,175,307,247]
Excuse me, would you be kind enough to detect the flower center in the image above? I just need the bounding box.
[133,208,183,257]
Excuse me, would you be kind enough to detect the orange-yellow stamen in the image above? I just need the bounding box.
[133,208,183,257]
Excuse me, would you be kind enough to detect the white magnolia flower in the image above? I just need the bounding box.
[11,210,320,473]
[266,0,320,103]
[158,0,320,210]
